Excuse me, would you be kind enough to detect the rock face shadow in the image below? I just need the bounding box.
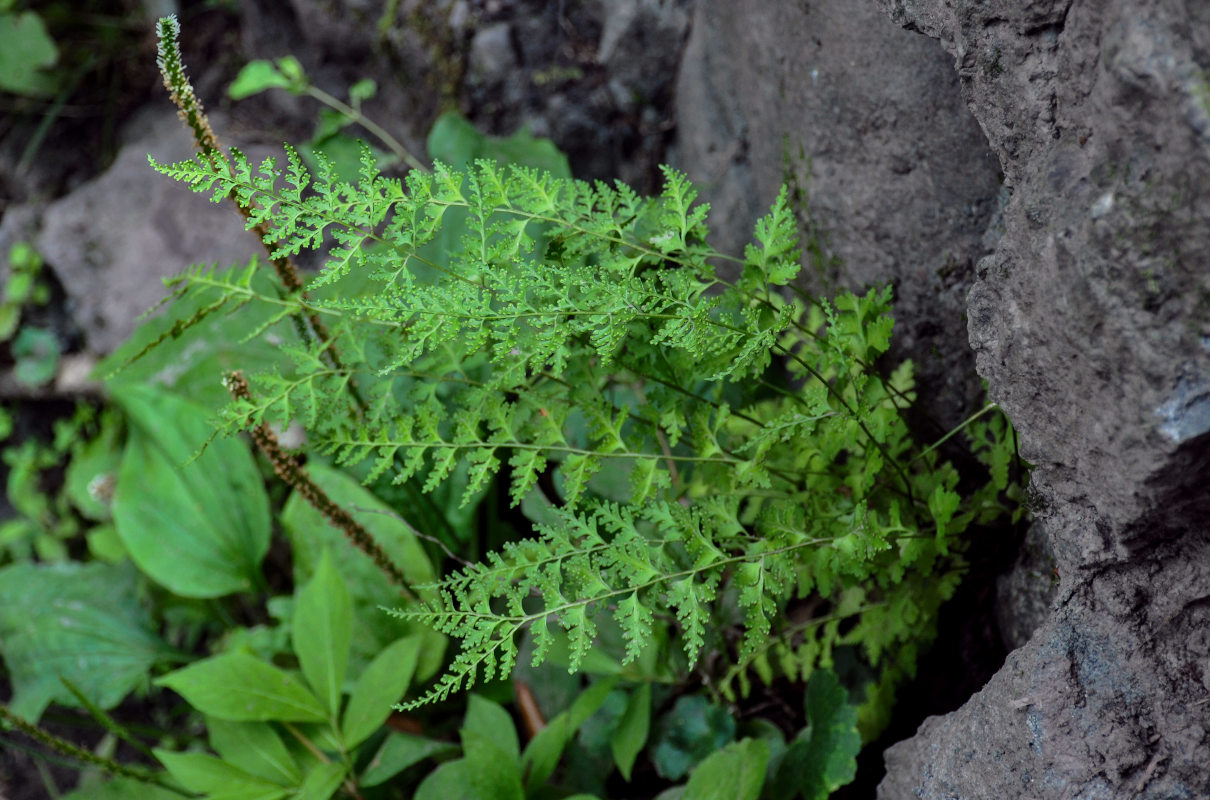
[871,0,1210,797]
[676,0,1210,797]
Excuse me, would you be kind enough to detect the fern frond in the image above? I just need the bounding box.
[142,135,1023,714]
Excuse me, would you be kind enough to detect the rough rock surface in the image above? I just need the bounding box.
[30,110,267,353]
[673,0,1002,431]
[872,1,1210,797]
[247,0,690,190]
[675,0,1210,796]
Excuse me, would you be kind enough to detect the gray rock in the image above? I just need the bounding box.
[31,109,267,353]
[462,0,690,188]
[873,0,1210,796]
[673,0,1001,430]
[469,22,516,81]
[995,522,1059,653]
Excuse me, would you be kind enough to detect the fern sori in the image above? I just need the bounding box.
[145,139,1017,722]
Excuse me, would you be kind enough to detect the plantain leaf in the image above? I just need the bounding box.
[0,561,171,722]
[111,385,270,598]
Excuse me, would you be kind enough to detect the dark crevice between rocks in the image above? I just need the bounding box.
[1121,434,1210,553]
[834,511,1023,799]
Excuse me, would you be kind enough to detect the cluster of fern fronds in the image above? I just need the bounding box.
[146,143,1017,724]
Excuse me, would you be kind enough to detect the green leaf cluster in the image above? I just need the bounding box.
[140,133,1020,732]
[0,23,1034,800]
[152,552,437,799]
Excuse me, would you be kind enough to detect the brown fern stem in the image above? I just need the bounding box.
[225,372,415,597]
[0,705,185,795]
[155,15,357,407]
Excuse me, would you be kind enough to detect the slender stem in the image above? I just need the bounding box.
[0,705,187,796]
[155,16,363,410]
[282,723,365,800]
[226,372,416,598]
[305,85,428,174]
[632,381,681,491]
[911,402,999,466]
[58,678,158,762]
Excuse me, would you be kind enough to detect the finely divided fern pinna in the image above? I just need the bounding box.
[147,138,1017,718]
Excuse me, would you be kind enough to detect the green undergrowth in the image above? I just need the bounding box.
[0,15,1027,800]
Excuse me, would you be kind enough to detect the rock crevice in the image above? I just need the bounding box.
[873,1,1210,797]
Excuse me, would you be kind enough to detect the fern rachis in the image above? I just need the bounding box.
[140,131,1019,723]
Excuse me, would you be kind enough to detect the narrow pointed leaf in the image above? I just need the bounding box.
[154,749,287,795]
[155,651,327,722]
[293,550,352,716]
[207,718,301,785]
[341,634,423,748]
[294,761,348,800]
[360,733,458,788]
[611,683,651,780]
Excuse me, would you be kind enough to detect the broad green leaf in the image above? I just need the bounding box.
[207,718,301,786]
[464,729,525,800]
[521,678,616,791]
[101,261,296,410]
[204,788,291,800]
[111,385,270,598]
[0,11,58,95]
[12,326,59,387]
[154,749,287,795]
[682,738,769,800]
[414,759,479,800]
[85,524,126,564]
[770,669,861,800]
[427,111,571,178]
[341,634,423,748]
[360,733,458,788]
[611,683,651,780]
[282,462,440,677]
[293,550,352,716]
[294,761,347,800]
[0,561,171,722]
[155,651,327,722]
[64,410,123,522]
[650,695,736,780]
[414,735,524,800]
[59,777,180,800]
[464,694,519,761]
[228,59,293,99]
